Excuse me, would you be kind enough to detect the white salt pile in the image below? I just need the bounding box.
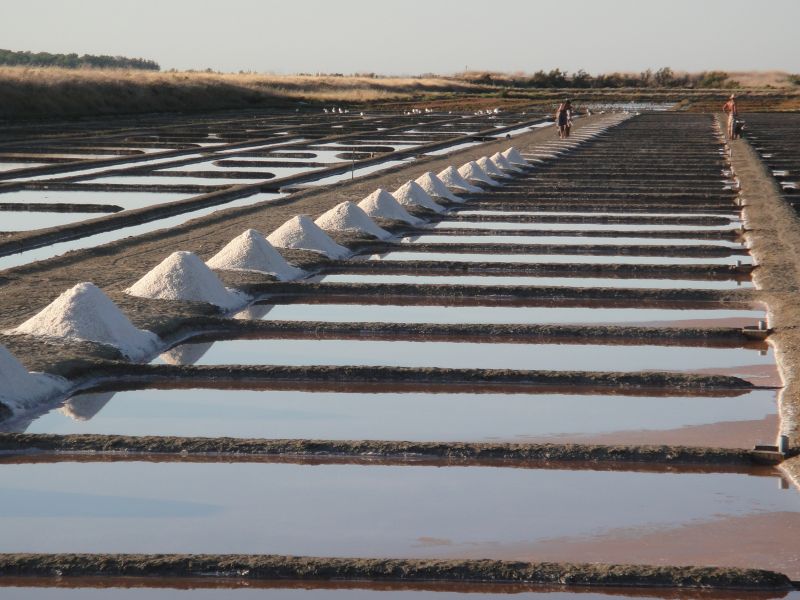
[392,180,445,213]
[358,189,425,226]
[126,251,249,312]
[414,172,463,203]
[458,161,500,187]
[491,152,522,173]
[12,282,160,360]
[502,147,530,166]
[0,343,69,415]
[437,166,482,192]
[477,156,509,178]
[267,215,351,259]
[206,229,305,281]
[314,201,392,240]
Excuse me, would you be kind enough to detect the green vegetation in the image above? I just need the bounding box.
[0,48,159,70]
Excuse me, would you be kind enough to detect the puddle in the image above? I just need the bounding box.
[85,175,269,186]
[455,210,741,219]
[314,274,752,290]
[0,461,797,578]
[0,190,190,210]
[174,338,774,374]
[0,210,117,232]
[247,303,763,327]
[433,221,740,232]
[0,162,47,172]
[372,252,753,266]
[0,193,283,272]
[20,388,778,450]
[403,235,744,248]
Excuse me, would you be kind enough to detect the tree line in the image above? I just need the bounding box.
[0,49,159,70]
[461,68,740,89]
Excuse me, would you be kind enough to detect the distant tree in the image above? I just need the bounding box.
[0,48,159,70]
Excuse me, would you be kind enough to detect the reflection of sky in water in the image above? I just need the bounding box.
[0,211,112,232]
[24,388,777,446]
[433,221,740,232]
[249,303,764,325]
[182,339,774,372]
[0,462,793,555]
[372,252,753,266]
[403,234,744,248]
[0,190,189,209]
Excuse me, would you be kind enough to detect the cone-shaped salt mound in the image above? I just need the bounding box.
[502,147,530,166]
[392,181,445,213]
[267,215,351,259]
[314,201,392,240]
[126,251,248,311]
[491,152,522,173]
[358,189,425,226]
[414,172,462,203]
[437,166,482,192]
[477,156,509,178]
[206,229,305,281]
[0,344,68,415]
[13,282,160,360]
[458,161,500,187]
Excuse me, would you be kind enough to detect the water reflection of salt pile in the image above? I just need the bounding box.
[267,215,351,259]
[233,303,273,320]
[60,391,116,421]
[159,342,215,366]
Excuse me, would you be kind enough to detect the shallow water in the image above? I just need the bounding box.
[85,175,269,186]
[0,193,283,272]
[314,273,753,290]
[403,235,744,248]
[248,303,764,326]
[21,388,777,449]
[454,210,740,219]
[372,252,753,266]
[432,221,740,232]
[0,162,46,172]
[0,461,796,578]
[0,190,190,210]
[0,211,113,232]
[179,339,774,373]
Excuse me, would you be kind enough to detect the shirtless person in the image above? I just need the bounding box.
[723,94,739,139]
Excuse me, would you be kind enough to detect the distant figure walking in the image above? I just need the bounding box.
[723,94,740,139]
[556,100,572,139]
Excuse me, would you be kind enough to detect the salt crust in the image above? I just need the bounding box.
[477,156,509,178]
[267,215,351,259]
[414,172,463,203]
[458,161,500,187]
[491,152,522,173]
[437,166,482,192]
[126,251,249,311]
[358,189,425,226]
[0,344,69,414]
[314,201,392,240]
[206,229,305,281]
[392,180,445,213]
[502,147,530,166]
[13,282,160,360]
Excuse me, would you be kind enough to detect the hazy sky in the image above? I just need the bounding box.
[1,0,798,75]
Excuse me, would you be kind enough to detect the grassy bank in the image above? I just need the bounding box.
[1,67,798,121]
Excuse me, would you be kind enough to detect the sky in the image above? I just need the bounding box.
[1,0,798,75]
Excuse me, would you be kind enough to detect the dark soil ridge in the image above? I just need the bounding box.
[0,555,790,590]
[0,434,776,466]
[323,260,753,280]
[177,318,763,349]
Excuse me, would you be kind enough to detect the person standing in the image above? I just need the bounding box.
[723,94,739,139]
[556,99,573,139]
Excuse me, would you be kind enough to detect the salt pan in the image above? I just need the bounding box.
[0,344,68,415]
[314,201,392,240]
[126,251,248,311]
[458,161,500,187]
[206,229,305,281]
[437,166,482,192]
[392,180,445,213]
[12,282,160,360]
[414,172,463,203]
[358,189,424,226]
[267,215,351,259]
